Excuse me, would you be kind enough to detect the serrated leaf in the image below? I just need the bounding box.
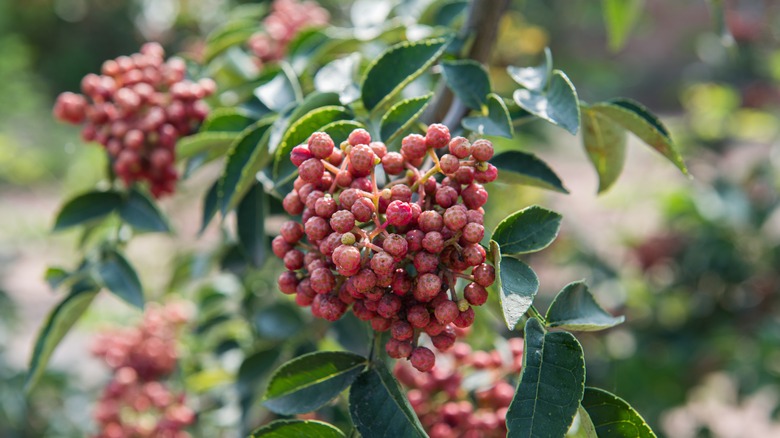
[320,120,366,145]
[263,351,366,415]
[493,245,540,330]
[272,106,350,183]
[202,107,256,132]
[506,317,586,438]
[507,47,553,91]
[591,99,687,174]
[361,37,448,111]
[602,0,644,51]
[236,184,266,267]
[462,93,514,138]
[440,59,491,111]
[53,191,122,231]
[581,387,657,437]
[379,93,433,144]
[95,249,144,309]
[268,92,342,155]
[349,363,427,438]
[492,206,562,255]
[218,120,274,214]
[581,104,628,193]
[26,281,98,392]
[251,420,346,438]
[254,63,302,112]
[513,70,580,135]
[177,132,238,160]
[546,281,625,331]
[314,54,361,104]
[119,188,170,233]
[492,151,569,193]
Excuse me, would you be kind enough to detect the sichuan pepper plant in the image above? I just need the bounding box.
[29,0,690,436]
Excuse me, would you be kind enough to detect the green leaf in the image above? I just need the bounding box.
[202,107,256,132]
[314,54,361,104]
[507,47,552,91]
[204,19,258,63]
[288,29,332,74]
[513,70,580,135]
[379,93,433,144]
[267,92,342,155]
[254,63,303,112]
[238,346,284,432]
[53,190,122,231]
[177,131,238,160]
[26,282,98,391]
[95,249,144,309]
[218,120,274,214]
[361,37,448,111]
[493,244,540,330]
[602,0,644,51]
[320,120,366,145]
[263,351,366,415]
[44,267,71,290]
[492,205,562,255]
[591,98,687,174]
[581,104,628,193]
[568,405,599,438]
[251,420,346,438]
[200,181,219,234]
[546,281,625,331]
[349,363,427,438]
[119,188,170,233]
[440,59,491,111]
[272,106,351,183]
[581,387,657,437]
[462,93,514,138]
[254,302,304,341]
[236,184,266,267]
[492,151,569,193]
[506,317,586,438]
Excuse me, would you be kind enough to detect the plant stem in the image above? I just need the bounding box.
[527,305,546,324]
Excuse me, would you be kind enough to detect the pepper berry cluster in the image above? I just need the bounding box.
[248,0,329,68]
[53,42,215,198]
[394,339,524,437]
[91,303,195,438]
[273,123,499,372]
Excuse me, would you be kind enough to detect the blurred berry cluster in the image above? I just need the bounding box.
[248,0,329,67]
[394,339,524,437]
[90,303,195,438]
[53,43,215,197]
[274,123,499,372]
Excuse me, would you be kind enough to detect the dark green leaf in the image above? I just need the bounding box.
[95,249,144,309]
[493,244,539,330]
[507,47,552,91]
[379,93,433,144]
[53,191,122,231]
[513,70,580,135]
[581,104,628,193]
[314,54,361,104]
[462,93,514,138]
[581,387,657,437]
[26,282,99,391]
[440,59,491,111]
[591,99,688,174]
[546,281,625,331]
[202,107,256,132]
[219,120,274,214]
[506,317,586,438]
[236,184,266,267]
[349,363,427,438]
[254,302,304,341]
[119,188,170,233]
[602,0,644,51]
[361,37,448,111]
[238,346,284,431]
[200,181,219,234]
[254,63,302,112]
[492,205,562,255]
[251,420,346,438]
[492,151,569,193]
[177,132,239,160]
[264,351,367,415]
[272,106,351,183]
[331,313,371,356]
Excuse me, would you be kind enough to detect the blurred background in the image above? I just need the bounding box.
[1,0,779,436]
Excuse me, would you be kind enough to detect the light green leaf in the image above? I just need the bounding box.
[314,54,361,104]
[507,47,552,91]
[177,132,239,160]
[581,104,628,193]
[513,70,580,135]
[379,93,433,145]
[202,107,256,132]
[492,205,562,255]
[493,244,540,331]
[319,120,366,146]
[602,0,644,51]
[567,405,599,438]
[581,387,657,437]
[254,63,302,112]
[218,120,274,214]
[546,281,625,331]
[440,59,491,111]
[203,19,257,63]
[462,93,514,138]
[506,317,586,437]
[492,151,569,193]
[251,420,346,438]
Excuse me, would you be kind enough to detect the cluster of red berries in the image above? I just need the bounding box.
[273,123,499,372]
[91,303,195,438]
[394,339,524,438]
[53,42,215,198]
[248,0,329,67]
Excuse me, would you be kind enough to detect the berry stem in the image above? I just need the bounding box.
[321,159,340,175]
[410,161,440,192]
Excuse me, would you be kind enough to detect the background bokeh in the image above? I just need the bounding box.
[1,0,779,436]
